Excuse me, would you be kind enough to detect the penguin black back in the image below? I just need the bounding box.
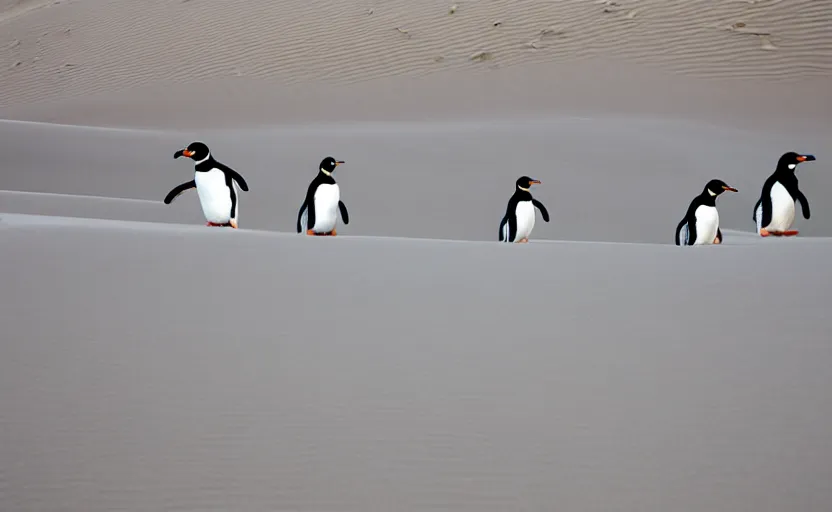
[297,156,348,235]
[753,152,815,232]
[498,176,549,243]
[166,141,250,228]
[675,179,737,246]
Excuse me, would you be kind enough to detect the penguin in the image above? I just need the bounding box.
[752,152,816,237]
[164,142,249,228]
[296,157,349,236]
[498,176,550,243]
[674,179,738,246]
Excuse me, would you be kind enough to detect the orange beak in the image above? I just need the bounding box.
[183,150,194,157]
[335,160,344,166]
[530,179,542,185]
[722,185,738,192]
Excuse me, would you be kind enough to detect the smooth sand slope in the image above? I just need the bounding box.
[2,213,832,512]
[2,117,832,511]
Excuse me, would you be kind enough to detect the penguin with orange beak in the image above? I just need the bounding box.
[297,156,349,236]
[753,152,816,237]
[165,141,249,228]
[498,176,550,243]
[675,179,738,246]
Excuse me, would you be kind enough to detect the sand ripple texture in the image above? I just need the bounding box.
[1,0,831,108]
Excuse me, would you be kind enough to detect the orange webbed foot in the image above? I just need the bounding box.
[783,230,799,237]
[306,230,317,236]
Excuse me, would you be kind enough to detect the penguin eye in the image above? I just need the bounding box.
[788,163,796,169]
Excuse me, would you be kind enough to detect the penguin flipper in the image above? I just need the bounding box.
[498,216,507,242]
[338,200,350,225]
[752,198,761,222]
[796,190,811,219]
[760,183,774,229]
[297,201,308,233]
[532,199,550,222]
[217,162,249,191]
[716,227,723,244]
[163,180,196,204]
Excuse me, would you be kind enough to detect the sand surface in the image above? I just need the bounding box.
[2,213,832,512]
[2,0,832,510]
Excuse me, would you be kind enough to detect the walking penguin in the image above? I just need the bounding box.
[297,157,349,236]
[498,176,550,243]
[164,141,249,228]
[752,152,816,237]
[674,179,738,246]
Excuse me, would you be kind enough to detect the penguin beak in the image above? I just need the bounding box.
[335,160,344,166]
[722,185,738,192]
[797,154,816,162]
[530,179,541,185]
[174,149,194,159]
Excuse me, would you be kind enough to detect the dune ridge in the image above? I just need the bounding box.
[3,117,830,243]
[1,0,831,111]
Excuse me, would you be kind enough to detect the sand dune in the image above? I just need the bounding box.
[2,212,832,512]
[1,0,831,128]
[2,0,832,510]
[1,0,830,103]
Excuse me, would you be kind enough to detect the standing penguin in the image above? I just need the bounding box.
[752,152,816,237]
[164,142,250,228]
[297,157,349,236]
[498,176,550,243]
[674,179,738,246]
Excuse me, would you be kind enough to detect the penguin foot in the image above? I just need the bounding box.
[229,220,238,229]
[783,230,799,237]
[329,229,337,237]
[306,229,318,236]
[518,238,529,244]
[713,237,721,244]
[759,228,773,237]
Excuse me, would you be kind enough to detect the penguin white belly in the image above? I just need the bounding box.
[693,205,719,245]
[311,184,340,233]
[195,169,233,224]
[766,181,796,232]
[514,201,536,242]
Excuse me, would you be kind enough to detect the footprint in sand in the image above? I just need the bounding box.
[759,35,778,51]
[470,51,494,62]
[526,27,566,49]
[717,22,778,51]
[394,27,411,39]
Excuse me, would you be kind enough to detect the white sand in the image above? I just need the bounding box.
[2,0,832,510]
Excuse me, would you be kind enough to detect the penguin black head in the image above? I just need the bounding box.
[516,176,542,191]
[174,141,210,161]
[703,179,738,197]
[777,152,816,172]
[319,157,345,176]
